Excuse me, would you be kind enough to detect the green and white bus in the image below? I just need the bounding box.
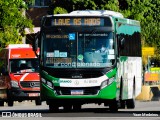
[33,10,142,112]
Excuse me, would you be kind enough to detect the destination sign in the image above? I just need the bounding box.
[51,18,104,26]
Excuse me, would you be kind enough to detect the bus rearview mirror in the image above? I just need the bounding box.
[120,38,125,49]
[33,32,39,52]
[117,34,125,50]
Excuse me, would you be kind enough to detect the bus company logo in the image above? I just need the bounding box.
[59,80,72,83]
[74,80,79,85]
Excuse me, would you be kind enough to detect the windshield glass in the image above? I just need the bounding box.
[43,28,115,68]
[10,59,39,73]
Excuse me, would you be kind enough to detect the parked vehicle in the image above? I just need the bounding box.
[0,44,41,106]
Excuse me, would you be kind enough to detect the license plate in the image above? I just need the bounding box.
[29,93,39,97]
[71,90,83,95]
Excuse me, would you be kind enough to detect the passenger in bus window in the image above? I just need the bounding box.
[95,45,108,53]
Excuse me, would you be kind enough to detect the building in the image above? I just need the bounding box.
[25,0,52,44]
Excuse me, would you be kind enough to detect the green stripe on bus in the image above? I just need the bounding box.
[120,56,128,62]
[106,67,117,78]
[41,70,60,86]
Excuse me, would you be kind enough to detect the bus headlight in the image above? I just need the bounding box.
[46,81,54,89]
[100,77,114,89]
[11,81,19,88]
[41,78,46,84]
[41,78,54,89]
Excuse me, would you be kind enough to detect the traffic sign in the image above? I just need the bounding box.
[142,47,154,56]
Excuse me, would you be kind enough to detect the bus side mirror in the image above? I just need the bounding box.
[117,34,125,56]
[117,35,125,50]
[33,32,40,57]
[119,38,125,49]
[33,33,39,52]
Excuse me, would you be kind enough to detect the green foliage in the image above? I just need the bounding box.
[1,0,159,59]
[72,0,97,10]
[121,0,160,59]
[102,0,119,11]
[54,7,68,14]
[0,0,33,48]
[48,0,159,59]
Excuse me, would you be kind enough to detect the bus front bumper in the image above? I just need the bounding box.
[41,81,117,102]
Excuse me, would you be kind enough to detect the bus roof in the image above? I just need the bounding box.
[48,10,124,18]
[116,18,140,26]
[69,10,124,18]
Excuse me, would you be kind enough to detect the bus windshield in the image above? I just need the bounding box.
[10,59,39,73]
[43,28,115,68]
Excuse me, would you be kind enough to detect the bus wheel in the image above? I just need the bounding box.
[49,104,59,113]
[18,100,23,103]
[35,99,41,106]
[0,101,4,106]
[63,104,72,112]
[119,100,125,109]
[126,81,135,109]
[126,98,135,109]
[8,100,14,107]
[73,104,81,111]
[109,99,118,112]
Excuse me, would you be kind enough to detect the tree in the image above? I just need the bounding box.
[0,0,33,48]
[49,0,120,14]
[41,0,160,60]
[121,0,160,60]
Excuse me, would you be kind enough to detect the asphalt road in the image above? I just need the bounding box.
[0,100,160,120]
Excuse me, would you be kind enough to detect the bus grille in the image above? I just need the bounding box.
[20,81,40,88]
[55,87,100,95]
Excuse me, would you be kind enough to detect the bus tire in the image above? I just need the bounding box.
[35,99,41,106]
[49,104,59,113]
[73,104,81,111]
[126,80,135,109]
[109,99,118,112]
[119,77,125,109]
[126,98,135,109]
[119,100,125,109]
[63,104,72,112]
[8,100,14,107]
